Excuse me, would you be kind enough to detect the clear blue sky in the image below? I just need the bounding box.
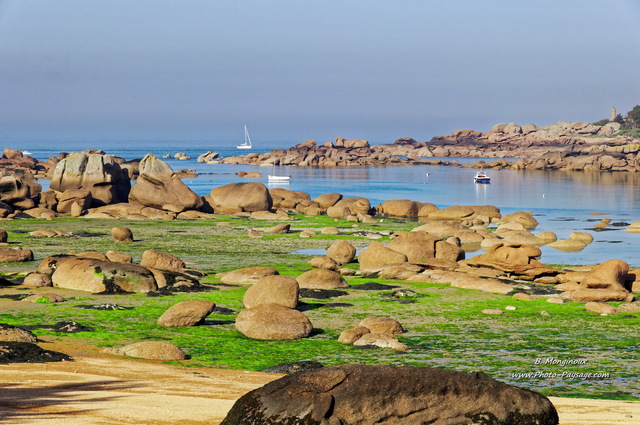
[1,0,639,143]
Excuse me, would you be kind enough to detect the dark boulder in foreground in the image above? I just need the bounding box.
[221,364,558,425]
[0,342,72,364]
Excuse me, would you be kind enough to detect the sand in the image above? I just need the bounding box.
[0,342,638,424]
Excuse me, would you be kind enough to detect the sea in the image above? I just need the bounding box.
[14,138,640,267]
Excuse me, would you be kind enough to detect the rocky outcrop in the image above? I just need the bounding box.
[220,364,559,425]
[0,150,50,180]
[129,154,202,212]
[206,182,272,214]
[39,252,200,293]
[463,243,561,281]
[0,176,40,211]
[564,260,634,302]
[211,119,639,172]
[197,150,219,163]
[326,196,372,219]
[50,257,158,293]
[50,152,130,207]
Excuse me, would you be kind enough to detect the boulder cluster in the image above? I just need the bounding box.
[235,273,312,340]
[220,138,405,167]
[1,149,385,221]
[28,246,200,293]
[339,317,407,351]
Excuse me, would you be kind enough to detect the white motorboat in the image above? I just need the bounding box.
[474,171,490,184]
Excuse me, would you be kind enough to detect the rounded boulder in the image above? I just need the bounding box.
[207,182,273,214]
[326,240,356,265]
[235,303,313,340]
[296,269,348,289]
[243,275,299,309]
[111,226,134,243]
[157,300,216,327]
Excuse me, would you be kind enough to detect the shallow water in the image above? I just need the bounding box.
[17,139,640,266]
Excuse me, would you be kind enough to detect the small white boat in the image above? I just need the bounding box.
[268,164,290,183]
[22,150,32,155]
[474,171,490,184]
[268,175,291,183]
[236,125,252,149]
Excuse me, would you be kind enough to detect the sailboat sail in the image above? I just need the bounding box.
[236,125,252,149]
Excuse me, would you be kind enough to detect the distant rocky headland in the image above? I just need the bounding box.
[210,120,640,172]
[2,119,640,185]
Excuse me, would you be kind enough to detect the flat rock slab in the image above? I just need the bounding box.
[350,282,400,290]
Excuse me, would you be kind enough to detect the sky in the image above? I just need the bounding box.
[0,0,639,144]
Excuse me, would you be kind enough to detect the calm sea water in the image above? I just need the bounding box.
[14,139,640,266]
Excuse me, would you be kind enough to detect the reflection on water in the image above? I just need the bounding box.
[23,143,640,266]
[143,162,640,265]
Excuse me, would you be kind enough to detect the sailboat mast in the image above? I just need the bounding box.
[244,125,252,147]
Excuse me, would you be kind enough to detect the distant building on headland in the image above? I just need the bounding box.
[610,106,617,121]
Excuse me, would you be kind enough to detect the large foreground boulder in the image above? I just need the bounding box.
[221,364,558,425]
[129,154,203,212]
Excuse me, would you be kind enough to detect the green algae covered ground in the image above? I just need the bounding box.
[0,214,638,401]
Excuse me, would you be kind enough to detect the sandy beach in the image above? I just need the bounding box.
[0,342,637,425]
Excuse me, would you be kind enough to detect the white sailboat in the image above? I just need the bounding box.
[268,164,290,183]
[236,125,252,149]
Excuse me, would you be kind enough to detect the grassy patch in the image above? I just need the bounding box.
[0,214,638,401]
